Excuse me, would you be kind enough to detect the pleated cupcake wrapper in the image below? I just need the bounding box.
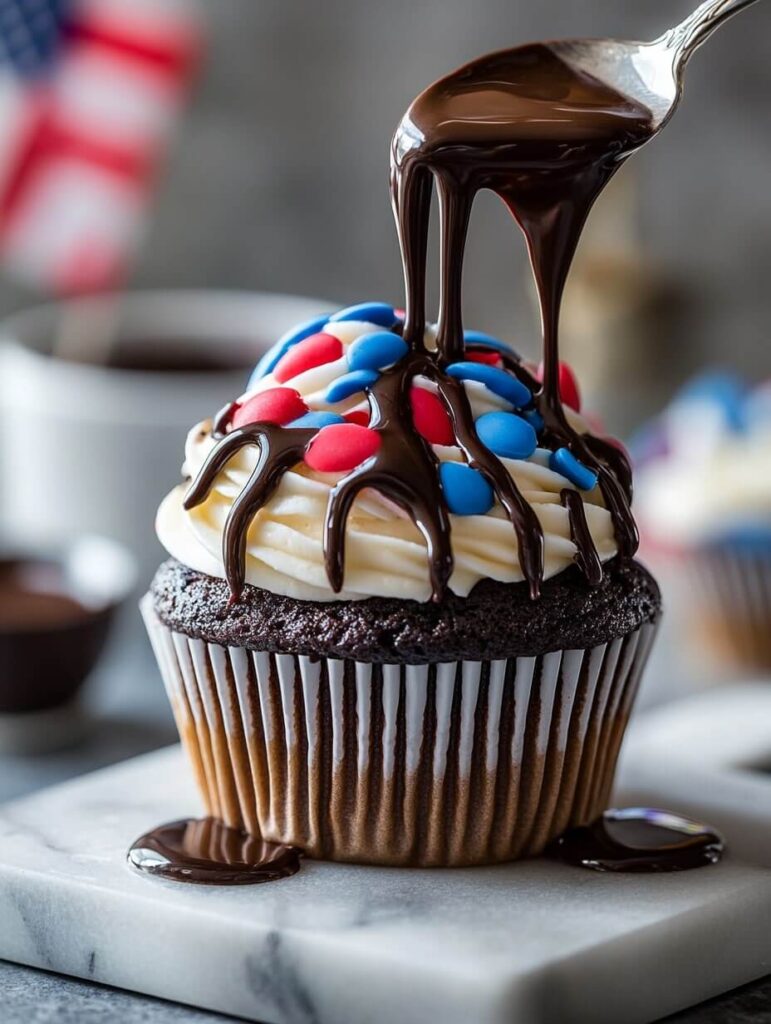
[686,549,771,669]
[142,596,656,867]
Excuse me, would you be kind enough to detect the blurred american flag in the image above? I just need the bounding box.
[0,0,200,294]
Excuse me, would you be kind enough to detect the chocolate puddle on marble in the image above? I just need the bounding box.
[133,42,723,883]
[549,808,725,872]
[128,818,302,886]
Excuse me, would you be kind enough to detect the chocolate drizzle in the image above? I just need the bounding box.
[187,42,652,601]
[128,817,302,885]
[549,808,724,872]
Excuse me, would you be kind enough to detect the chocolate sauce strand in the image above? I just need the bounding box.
[212,401,238,438]
[391,160,433,351]
[561,488,603,585]
[436,170,474,363]
[324,358,453,600]
[584,434,634,504]
[185,42,650,604]
[186,425,314,600]
[183,428,255,510]
[391,42,649,577]
[128,818,302,886]
[439,375,544,598]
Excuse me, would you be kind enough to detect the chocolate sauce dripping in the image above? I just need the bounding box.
[185,423,315,599]
[392,42,651,581]
[548,808,724,873]
[324,355,453,601]
[128,817,302,885]
[212,401,238,438]
[185,42,651,602]
[438,374,544,598]
[560,488,603,585]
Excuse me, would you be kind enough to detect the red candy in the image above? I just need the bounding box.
[410,386,454,446]
[344,408,370,427]
[536,361,581,412]
[232,387,307,429]
[466,349,502,366]
[273,332,343,384]
[304,423,381,473]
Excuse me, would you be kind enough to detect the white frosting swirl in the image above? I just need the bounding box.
[156,318,620,601]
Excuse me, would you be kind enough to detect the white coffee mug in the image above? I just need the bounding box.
[0,289,331,586]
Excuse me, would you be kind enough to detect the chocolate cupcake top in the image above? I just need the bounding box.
[156,305,632,604]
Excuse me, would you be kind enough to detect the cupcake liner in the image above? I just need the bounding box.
[686,548,771,669]
[142,595,656,867]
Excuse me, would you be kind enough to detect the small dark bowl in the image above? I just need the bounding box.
[0,536,136,716]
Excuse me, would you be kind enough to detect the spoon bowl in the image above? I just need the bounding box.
[551,0,763,134]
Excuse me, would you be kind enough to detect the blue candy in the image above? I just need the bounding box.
[522,408,545,434]
[329,302,398,328]
[463,330,519,357]
[325,369,379,404]
[248,313,331,387]
[549,448,598,490]
[289,411,345,429]
[439,462,494,516]
[476,411,537,460]
[446,361,531,407]
[348,331,408,371]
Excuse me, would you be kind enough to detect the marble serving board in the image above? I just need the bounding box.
[1,686,771,1024]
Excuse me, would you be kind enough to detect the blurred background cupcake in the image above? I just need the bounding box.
[634,372,771,674]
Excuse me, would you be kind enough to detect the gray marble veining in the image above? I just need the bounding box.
[0,723,770,1024]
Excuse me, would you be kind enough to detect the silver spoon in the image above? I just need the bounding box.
[553,0,763,131]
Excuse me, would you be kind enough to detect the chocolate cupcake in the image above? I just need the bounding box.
[143,302,660,866]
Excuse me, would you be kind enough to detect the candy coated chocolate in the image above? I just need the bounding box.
[325,369,379,404]
[273,333,343,383]
[329,302,398,328]
[232,388,307,429]
[304,423,381,473]
[248,313,330,386]
[439,461,494,515]
[446,361,531,407]
[410,387,454,445]
[476,411,537,460]
[549,448,598,490]
[348,331,408,371]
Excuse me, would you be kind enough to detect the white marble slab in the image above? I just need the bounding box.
[617,682,771,869]
[0,687,770,1024]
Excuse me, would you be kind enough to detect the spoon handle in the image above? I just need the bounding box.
[664,0,763,66]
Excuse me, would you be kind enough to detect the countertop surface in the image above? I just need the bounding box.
[0,614,769,1024]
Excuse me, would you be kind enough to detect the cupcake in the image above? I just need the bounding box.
[635,372,771,671]
[143,302,660,866]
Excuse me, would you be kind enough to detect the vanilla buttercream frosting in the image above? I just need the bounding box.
[156,307,623,602]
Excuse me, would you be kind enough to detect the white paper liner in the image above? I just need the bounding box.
[141,595,656,867]
[686,549,771,668]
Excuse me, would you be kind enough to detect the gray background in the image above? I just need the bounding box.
[3,0,770,400]
[136,0,771,386]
